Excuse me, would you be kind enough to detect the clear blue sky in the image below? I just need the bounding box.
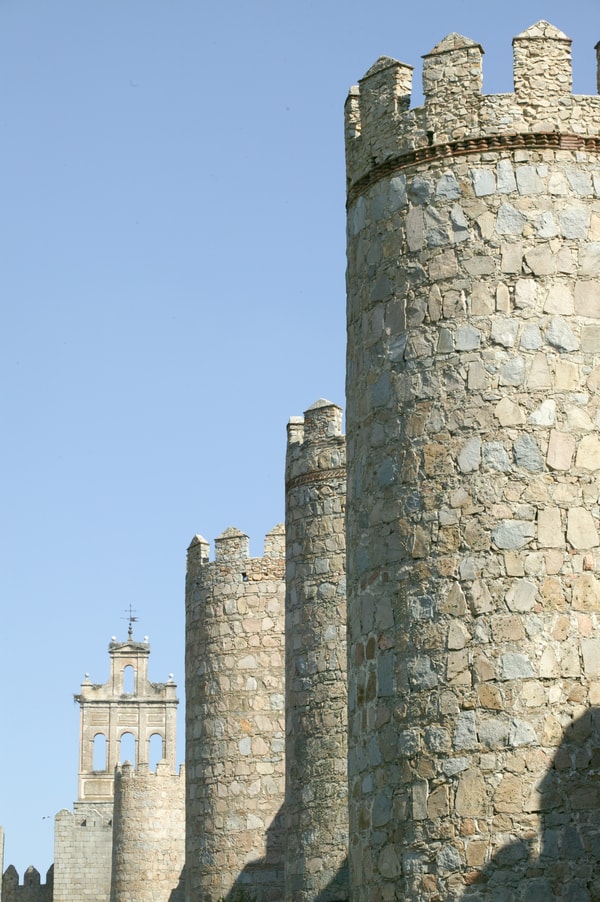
[0,0,598,879]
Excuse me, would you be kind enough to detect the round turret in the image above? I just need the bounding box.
[346,22,600,900]
[185,526,286,902]
[285,400,348,900]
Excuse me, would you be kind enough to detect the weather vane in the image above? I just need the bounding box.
[122,604,139,640]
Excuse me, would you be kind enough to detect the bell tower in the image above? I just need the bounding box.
[53,622,179,902]
[74,625,178,802]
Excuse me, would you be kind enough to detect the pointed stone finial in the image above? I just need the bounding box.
[424,32,484,56]
[514,20,570,41]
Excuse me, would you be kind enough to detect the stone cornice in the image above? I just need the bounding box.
[346,131,600,208]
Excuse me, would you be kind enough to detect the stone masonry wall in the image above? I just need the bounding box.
[285,400,348,901]
[110,762,185,902]
[53,803,112,902]
[346,22,600,901]
[185,526,286,902]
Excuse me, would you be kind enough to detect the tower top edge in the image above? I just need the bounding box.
[360,55,413,81]
[345,22,600,192]
[513,20,571,42]
[186,525,285,566]
[422,32,484,58]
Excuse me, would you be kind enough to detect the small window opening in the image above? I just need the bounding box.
[123,665,135,695]
[149,733,164,771]
[119,732,136,766]
[93,733,107,771]
[242,572,248,582]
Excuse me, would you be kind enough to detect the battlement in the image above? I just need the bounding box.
[345,21,600,198]
[286,398,343,447]
[286,400,345,489]
[186,524,285,573]
[114,759,184,780]
[1,864,53,902]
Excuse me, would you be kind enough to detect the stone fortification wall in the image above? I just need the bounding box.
[285,400,348,901]
[53,803,112,902]
[185,526,285,902]
[1,866,53,902]
[110,762,184,902]
[346,22,600,900]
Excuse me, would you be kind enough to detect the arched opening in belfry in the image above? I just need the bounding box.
[122,664,135,695]
[93,733,107,771]
[149,733,164,770]
[119,731,136,766]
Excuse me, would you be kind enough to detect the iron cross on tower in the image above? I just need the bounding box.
[122,605,139,640]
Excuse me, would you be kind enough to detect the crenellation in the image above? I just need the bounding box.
[513,21,572,100]
[264,523,285,558]
[346,22,600,198]
[213,525,250,561]
[357,56,413,134]
[422,34,484,143]
[1,864,53,902]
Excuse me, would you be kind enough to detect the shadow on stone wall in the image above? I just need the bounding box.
[222,804,349,902]
[463,707,600,901]
[312,857,349,902]
[222,805,285,902]
[167,867,185,902]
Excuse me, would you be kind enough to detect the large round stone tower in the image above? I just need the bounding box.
[110,761,185,902]
[185,525,286,902]
[345,22,600,900]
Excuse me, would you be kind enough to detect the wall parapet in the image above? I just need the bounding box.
[345,21,600,196]
[186,525,285,585]
[1,864,53,902]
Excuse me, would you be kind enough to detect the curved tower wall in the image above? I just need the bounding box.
[285,400,348,901]
[346,22,600,900]
[110,762,185,902]
[185,526,286,902]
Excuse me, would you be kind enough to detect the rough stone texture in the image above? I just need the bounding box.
[185,526,286,902]
[285,401,348,901]
[110,763,184,902]
[346,21,600,902]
